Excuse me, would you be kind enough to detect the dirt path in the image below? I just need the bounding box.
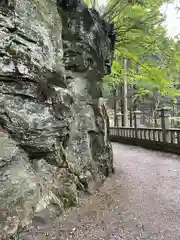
[24,143,180,240]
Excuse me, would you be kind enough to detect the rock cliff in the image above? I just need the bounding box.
[0,0,114,238]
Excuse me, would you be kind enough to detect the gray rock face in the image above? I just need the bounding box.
[0,0,114,238]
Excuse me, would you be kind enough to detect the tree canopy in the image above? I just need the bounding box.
[83,0,180,101]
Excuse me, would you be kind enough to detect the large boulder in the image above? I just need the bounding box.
[0,0,114,238]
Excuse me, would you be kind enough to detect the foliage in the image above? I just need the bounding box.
[132,87,151,104]
[84,0,100,8]
[100,0,180,102]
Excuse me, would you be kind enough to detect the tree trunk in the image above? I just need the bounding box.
[113,89,118,127]
[120,86,124,126]
[130,107,132,127]
[123,58,128,126]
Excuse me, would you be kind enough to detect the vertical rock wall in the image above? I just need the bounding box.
[0,0,114,238]
[57,0,114,182]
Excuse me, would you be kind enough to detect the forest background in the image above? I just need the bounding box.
[85,0,180,127]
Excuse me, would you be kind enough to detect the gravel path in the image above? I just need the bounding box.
[27,143,180,240]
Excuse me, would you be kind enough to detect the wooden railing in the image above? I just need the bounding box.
[109,127,180,154]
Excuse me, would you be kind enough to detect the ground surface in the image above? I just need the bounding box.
[30,143,180,240]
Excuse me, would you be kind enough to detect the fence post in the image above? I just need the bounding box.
[117,113,122,127]
[159,106,171,143]
[134,110,141,128]
[134,110,141,139]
